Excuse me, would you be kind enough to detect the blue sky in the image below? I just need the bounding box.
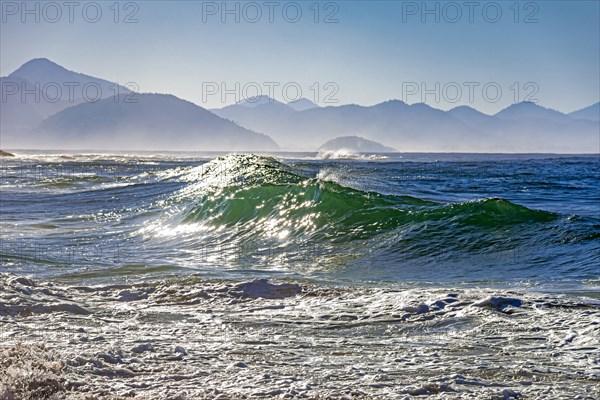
[1,0,598,113]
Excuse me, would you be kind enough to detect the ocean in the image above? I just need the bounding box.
[1,151,599,399]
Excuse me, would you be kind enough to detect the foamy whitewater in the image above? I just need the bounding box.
[1,151,599,399]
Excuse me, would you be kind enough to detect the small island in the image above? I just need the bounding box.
[318,136,397,153]
[0,150,15,157]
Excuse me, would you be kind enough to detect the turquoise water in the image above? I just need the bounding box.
[1,151,598,289]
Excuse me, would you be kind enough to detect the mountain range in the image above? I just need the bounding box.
[1,59,277,151]
[213,98,599,152]
[1,58,598,153]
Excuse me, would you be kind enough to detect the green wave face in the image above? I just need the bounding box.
[156,154,564,274]
[180,154,555,227]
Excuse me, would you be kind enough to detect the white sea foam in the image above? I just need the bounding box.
[1,273,598,399]
[316,168,343,184]
[316,149,389,160]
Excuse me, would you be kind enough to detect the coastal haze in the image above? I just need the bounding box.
[1,58,599,152]
[0,1,599,400]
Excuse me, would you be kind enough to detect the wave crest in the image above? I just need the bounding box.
[316,149,388,160]
[142,154,563,272]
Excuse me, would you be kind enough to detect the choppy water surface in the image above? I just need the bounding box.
[0,151,598,399]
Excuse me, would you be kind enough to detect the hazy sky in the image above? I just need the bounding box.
[1,0,599,113]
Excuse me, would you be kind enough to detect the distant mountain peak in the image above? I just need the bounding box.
[319,135,397,152]
[34,92,279,151]
[2,57,134,125]
[447,104,495,127]
[494,101,568,122]
[18,57,57,66]
[6,57,129,104]
[287,97,319,112]
[450,105,478,112]
[503,101,556,112]
[569,102,600,122]
[410,102,435,110]
[237,95,283,108]
[376,99,407,106]
[448,105,491,115]
[20,57,57,65]
[10,58,68,76]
